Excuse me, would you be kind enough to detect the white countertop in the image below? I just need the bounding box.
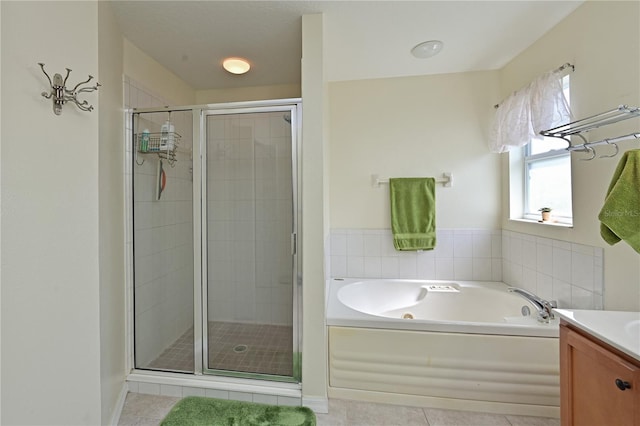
[554,309,640,362]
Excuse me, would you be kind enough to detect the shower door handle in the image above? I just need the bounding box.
[291,233,297,255]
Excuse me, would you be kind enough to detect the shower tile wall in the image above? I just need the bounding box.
[207,113,293,326]
[329,228,604,310]
[125,76,195,368]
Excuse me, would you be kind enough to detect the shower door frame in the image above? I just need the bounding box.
[127,98,302,387]
[194,99,302,383]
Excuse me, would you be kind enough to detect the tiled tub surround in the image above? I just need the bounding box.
[329,229,604,310]
[501,231,604,310]
[330,229,503,282]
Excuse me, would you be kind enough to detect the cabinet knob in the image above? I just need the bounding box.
[615,379,631,391]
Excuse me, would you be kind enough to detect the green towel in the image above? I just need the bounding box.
[598,149,640,253]
[389,177,436,251]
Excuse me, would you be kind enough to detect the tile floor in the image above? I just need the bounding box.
[118,392,561,426]
[145,322,293,376]
[147,328,194,372]
[208,321,293,376]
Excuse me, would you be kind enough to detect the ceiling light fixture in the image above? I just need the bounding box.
[222,57,251,75]
[411,40,444,59]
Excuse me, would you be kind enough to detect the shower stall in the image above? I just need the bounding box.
[130,99,301,384]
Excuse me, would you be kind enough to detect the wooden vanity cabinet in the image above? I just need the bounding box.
[560,322,640,426]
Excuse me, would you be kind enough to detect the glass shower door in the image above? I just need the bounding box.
[203,107,298,381]
[132,109,195,373]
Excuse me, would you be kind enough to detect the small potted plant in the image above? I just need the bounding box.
[539,207,552,222]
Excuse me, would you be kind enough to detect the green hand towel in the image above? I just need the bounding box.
[390,177,436,251]
[598,149,640,254]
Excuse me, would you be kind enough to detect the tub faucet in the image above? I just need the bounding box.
[508,287,557,323]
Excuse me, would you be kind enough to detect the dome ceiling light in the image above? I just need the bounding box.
[222,57,251,74]
[411,40,444,59]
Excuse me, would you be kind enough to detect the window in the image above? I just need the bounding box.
[518,75,573,224]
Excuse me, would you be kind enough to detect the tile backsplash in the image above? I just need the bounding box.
[501,230,603,310]
[330,229,503,282]
[329,228,604,310]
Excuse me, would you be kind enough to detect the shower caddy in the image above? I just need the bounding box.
[134,111,181,166]
[541,105,640,160]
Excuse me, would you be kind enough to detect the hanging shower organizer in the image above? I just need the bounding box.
[540,105,640,160]
[135,112,181,167]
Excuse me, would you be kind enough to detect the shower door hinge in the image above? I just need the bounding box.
[291,233,297,255]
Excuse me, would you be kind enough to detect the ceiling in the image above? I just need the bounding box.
[110,1,583,91]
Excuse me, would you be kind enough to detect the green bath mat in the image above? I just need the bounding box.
[160,396,316,426]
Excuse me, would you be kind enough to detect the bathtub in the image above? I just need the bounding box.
[326,278,560,417]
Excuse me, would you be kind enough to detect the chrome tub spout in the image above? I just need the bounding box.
[508,287,557,323]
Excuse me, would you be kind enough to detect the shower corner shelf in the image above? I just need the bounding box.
[135,131,181,166]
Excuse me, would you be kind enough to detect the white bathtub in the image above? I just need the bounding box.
[327,278,559,337]
[326,278,560,417]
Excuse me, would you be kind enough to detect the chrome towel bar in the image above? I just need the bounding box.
[372,173,452,188]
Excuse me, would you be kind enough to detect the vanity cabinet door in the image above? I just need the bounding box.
[560,324,640,426]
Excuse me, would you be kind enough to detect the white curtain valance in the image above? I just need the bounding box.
[489,68,572,153]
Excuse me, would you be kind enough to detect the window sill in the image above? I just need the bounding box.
[510,218,573,228]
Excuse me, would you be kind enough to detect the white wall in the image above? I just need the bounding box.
[124,39,196,107]
[500,1,640,311]
[300,14,329,408]
[301,13,329,407]
[326,3,640,312]
[1,2,102,424]
[329,71,501,230]
[98,1,126,424]
[196,83,301,104]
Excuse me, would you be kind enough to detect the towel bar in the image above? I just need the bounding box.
[372,173,452,188]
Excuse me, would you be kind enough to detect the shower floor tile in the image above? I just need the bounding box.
[145,321,293,377]
[208,322,293,377]
[147,329,195,372]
